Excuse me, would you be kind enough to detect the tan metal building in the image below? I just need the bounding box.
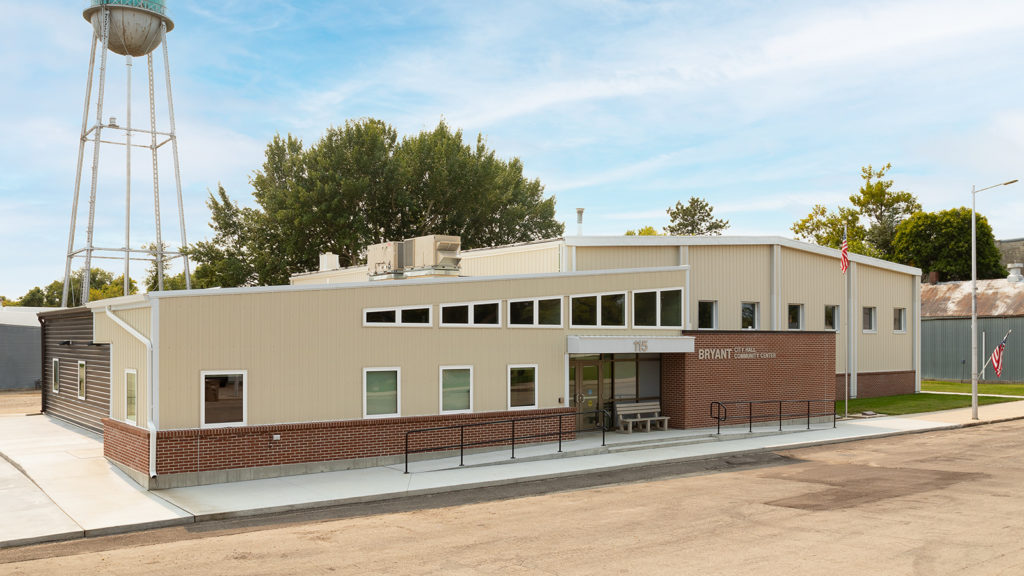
[55,235,918,489]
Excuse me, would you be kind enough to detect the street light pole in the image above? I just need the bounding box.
[971,178,1018,420]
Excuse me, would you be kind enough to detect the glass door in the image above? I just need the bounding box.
[570,361,602,429]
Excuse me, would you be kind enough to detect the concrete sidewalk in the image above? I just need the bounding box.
[2,401,1024,549]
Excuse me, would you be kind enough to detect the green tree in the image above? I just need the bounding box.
[893,208,1006,280]
[89,275,137,302]
[665,197,729,236]
[625,226,661,236]
[792,163,920,260]
[190,118,564,286]
[16,287,46,307]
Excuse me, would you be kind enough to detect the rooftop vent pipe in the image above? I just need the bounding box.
[1009,263,1023,284]
[576,208,584,236]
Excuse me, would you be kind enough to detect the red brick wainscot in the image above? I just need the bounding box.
[103,418,150,475]
[834,370,916,399]
[153,407,574,479]
[662,331,836,430]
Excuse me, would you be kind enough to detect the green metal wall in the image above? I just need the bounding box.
[922,317,1024,383]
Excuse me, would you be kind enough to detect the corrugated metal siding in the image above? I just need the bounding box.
[574,246,680,271]
[922,317,1024,383]
[857,264,915,372]
[460,245,561,276]
[689,244,772,330]
[40,309,110,433]
[94,307,151,428]
[157,268,687,429]
[0,325,41,390]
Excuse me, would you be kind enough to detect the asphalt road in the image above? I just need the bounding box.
[3,418,1024,575]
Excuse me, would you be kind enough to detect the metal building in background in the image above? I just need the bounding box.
[921,269,1024,383]
[62,0,191,307]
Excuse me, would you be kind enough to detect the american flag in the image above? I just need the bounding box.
[840,229,849,274]
[991,335,1007,378]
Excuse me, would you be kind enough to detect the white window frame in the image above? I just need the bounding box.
[507,364,539,410]
[741,302,760,330]
[507,297,564,328]
[438,365,473,414]
[787,304,804,330]
[362,305,433,327]
[200,370,248,429]
[77,360,87,400]
[51,358,59,394]
[125,369,138,426]
[363,367,401,419]
[439,300,503,328]
[569,292,628,329]
[631,287,684,329]
[824,305,839,331]
[893,307,907,334]
[697,300,718,330]
[863,307,877,333]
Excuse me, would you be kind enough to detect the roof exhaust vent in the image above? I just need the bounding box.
[1009,263,1023,284]
[319,252,340,272]
[576,208,584,236]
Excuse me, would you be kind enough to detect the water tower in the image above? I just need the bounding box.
[62,0,191,306]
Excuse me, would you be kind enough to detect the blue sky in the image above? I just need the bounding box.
[2,0,1024,299]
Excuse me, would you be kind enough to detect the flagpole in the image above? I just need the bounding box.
[843,225,849,419]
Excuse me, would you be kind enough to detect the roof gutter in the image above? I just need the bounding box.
[104,306,157,479]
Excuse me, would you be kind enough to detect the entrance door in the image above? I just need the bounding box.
[570,361,602,429]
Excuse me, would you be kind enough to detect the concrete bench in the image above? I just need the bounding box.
[615,401,670,433]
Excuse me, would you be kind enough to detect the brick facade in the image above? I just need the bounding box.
[835,370,916,399]
[105,408,574,481]
[662,331,836,429]
[102,418,150,474]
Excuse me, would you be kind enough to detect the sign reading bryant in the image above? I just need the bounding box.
[697,346,778,360]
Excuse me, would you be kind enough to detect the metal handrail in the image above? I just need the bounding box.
[709,399,836,434]
[404,409,610,474]
[86,0,168,16]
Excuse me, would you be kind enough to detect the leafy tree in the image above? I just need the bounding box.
[893,208,1006,280]
[89,275,137,302]
[190,118,564,286]
[665,197,729,236]
[16,287,46,307]
[791,163,919,260]
[9,268,129,308]
[625,226,661,236]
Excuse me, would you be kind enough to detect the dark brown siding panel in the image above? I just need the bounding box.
[39,308,110,434]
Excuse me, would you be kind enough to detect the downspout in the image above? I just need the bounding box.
[105,306,157,478]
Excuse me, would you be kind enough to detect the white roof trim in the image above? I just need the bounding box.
[567,335,695,354]
[561,235,921,276]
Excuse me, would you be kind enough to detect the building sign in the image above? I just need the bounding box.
[697,346,777,360]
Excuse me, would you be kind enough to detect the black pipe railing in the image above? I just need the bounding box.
[709,399,836,434]
[404,409,610,474]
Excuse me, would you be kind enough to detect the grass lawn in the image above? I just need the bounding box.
[921,380,1024,396]
[836,393,1020,416]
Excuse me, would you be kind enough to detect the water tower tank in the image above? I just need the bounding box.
[83,0,174,57]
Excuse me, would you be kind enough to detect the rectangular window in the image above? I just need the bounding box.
[571,293,626,328]
[364,306,432,326]
[439,366,472,413]
[893,308,906,333]
[77,361,87,400]
[863,307,877,332]
[825,305,839,331]
[632,288,683,328]
[508,365,538,409]
[125,370,137,425]
[787,304,803,330]
[440,301,501,327]
[698,301,717,329]
[741,302,759,330]
[201,371,247,427]
[510,297,563,327]
[51,358,59,393]
[363,368,400,418]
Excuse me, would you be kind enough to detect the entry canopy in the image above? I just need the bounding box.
[567,335,695,354]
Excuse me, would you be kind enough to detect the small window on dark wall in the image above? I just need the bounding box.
[202,371,246,427]
[77,361,87,400]
[51,358,59,393]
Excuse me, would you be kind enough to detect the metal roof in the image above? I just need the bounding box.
[0,306,53,327]
[921,279,1024,318]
